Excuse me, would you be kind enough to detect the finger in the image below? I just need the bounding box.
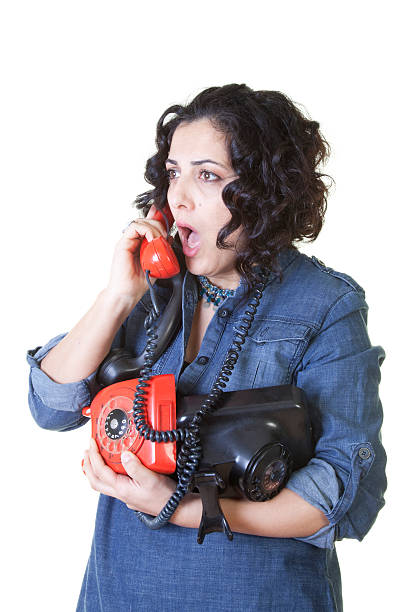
[88,438,119,488]
[146,205,172,236]
[123,219,161,243]
[82,450,114,496]
[121,451,155,486]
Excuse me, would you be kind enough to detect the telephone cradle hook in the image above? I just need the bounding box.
[190,470,233,544]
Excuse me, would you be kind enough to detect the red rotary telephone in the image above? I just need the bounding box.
[82,374,177,474]
[82,206,181,474]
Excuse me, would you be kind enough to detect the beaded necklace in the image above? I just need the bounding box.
[197,275,236,307]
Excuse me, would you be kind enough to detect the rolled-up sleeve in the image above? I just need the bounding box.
[286,289,387,549]
[26,334,100,431]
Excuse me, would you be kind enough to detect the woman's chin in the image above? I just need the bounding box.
[184,253,209,277]
[185,256,203,275]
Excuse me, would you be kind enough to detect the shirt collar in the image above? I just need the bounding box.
[254,246,299,286]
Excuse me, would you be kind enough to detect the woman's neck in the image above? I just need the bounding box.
[204,271,241,291]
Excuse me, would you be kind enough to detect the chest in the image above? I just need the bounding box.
[148,293,315,395]
[184,299,216,362]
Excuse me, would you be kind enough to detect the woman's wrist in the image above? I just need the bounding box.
[170,493,203,529]
[99,287,143,319]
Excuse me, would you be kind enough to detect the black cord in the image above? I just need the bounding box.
[145,270,160,317]
[159,208,171,239]
[132,271,269,530]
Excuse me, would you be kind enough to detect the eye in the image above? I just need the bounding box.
[200,169,219,182]
[166,168,179,181]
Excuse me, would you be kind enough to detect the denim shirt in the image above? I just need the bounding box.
[26,248,387,611]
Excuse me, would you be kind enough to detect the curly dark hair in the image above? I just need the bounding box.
[134,83,332,288]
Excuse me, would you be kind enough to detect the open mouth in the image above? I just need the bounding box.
[177,223,201,256]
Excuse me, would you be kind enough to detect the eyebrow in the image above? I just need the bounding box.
[165,158,228,169]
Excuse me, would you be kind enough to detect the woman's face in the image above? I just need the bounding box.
[166,118,243,289]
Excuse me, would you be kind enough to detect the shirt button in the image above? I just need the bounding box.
[197,356,209,365]
[358,447,371,460]
[218,309,230,318]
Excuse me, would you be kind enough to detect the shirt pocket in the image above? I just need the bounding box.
[240,318,311,388]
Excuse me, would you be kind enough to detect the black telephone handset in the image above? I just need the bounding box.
[97,206,184,387]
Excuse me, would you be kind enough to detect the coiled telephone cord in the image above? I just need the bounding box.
[132,270,269,530]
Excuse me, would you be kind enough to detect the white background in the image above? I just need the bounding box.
[1,1,402,610]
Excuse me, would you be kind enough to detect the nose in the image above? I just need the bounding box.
[167,174,195,211]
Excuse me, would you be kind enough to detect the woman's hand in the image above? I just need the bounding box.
[105,204,167,306]
[83,437,177,516]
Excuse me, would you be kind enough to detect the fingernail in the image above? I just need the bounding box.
[121,451,132,463]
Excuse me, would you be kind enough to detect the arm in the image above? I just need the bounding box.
[284,288,385,548]
[39,288,138,383]
[169,488,329,537]
[40,209,166,384]
[83,441,328,539]
[27,208,167,429]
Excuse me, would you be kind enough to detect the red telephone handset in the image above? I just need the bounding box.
[139,206,180,278]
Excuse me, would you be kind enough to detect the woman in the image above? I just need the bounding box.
[27,84,386,611]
